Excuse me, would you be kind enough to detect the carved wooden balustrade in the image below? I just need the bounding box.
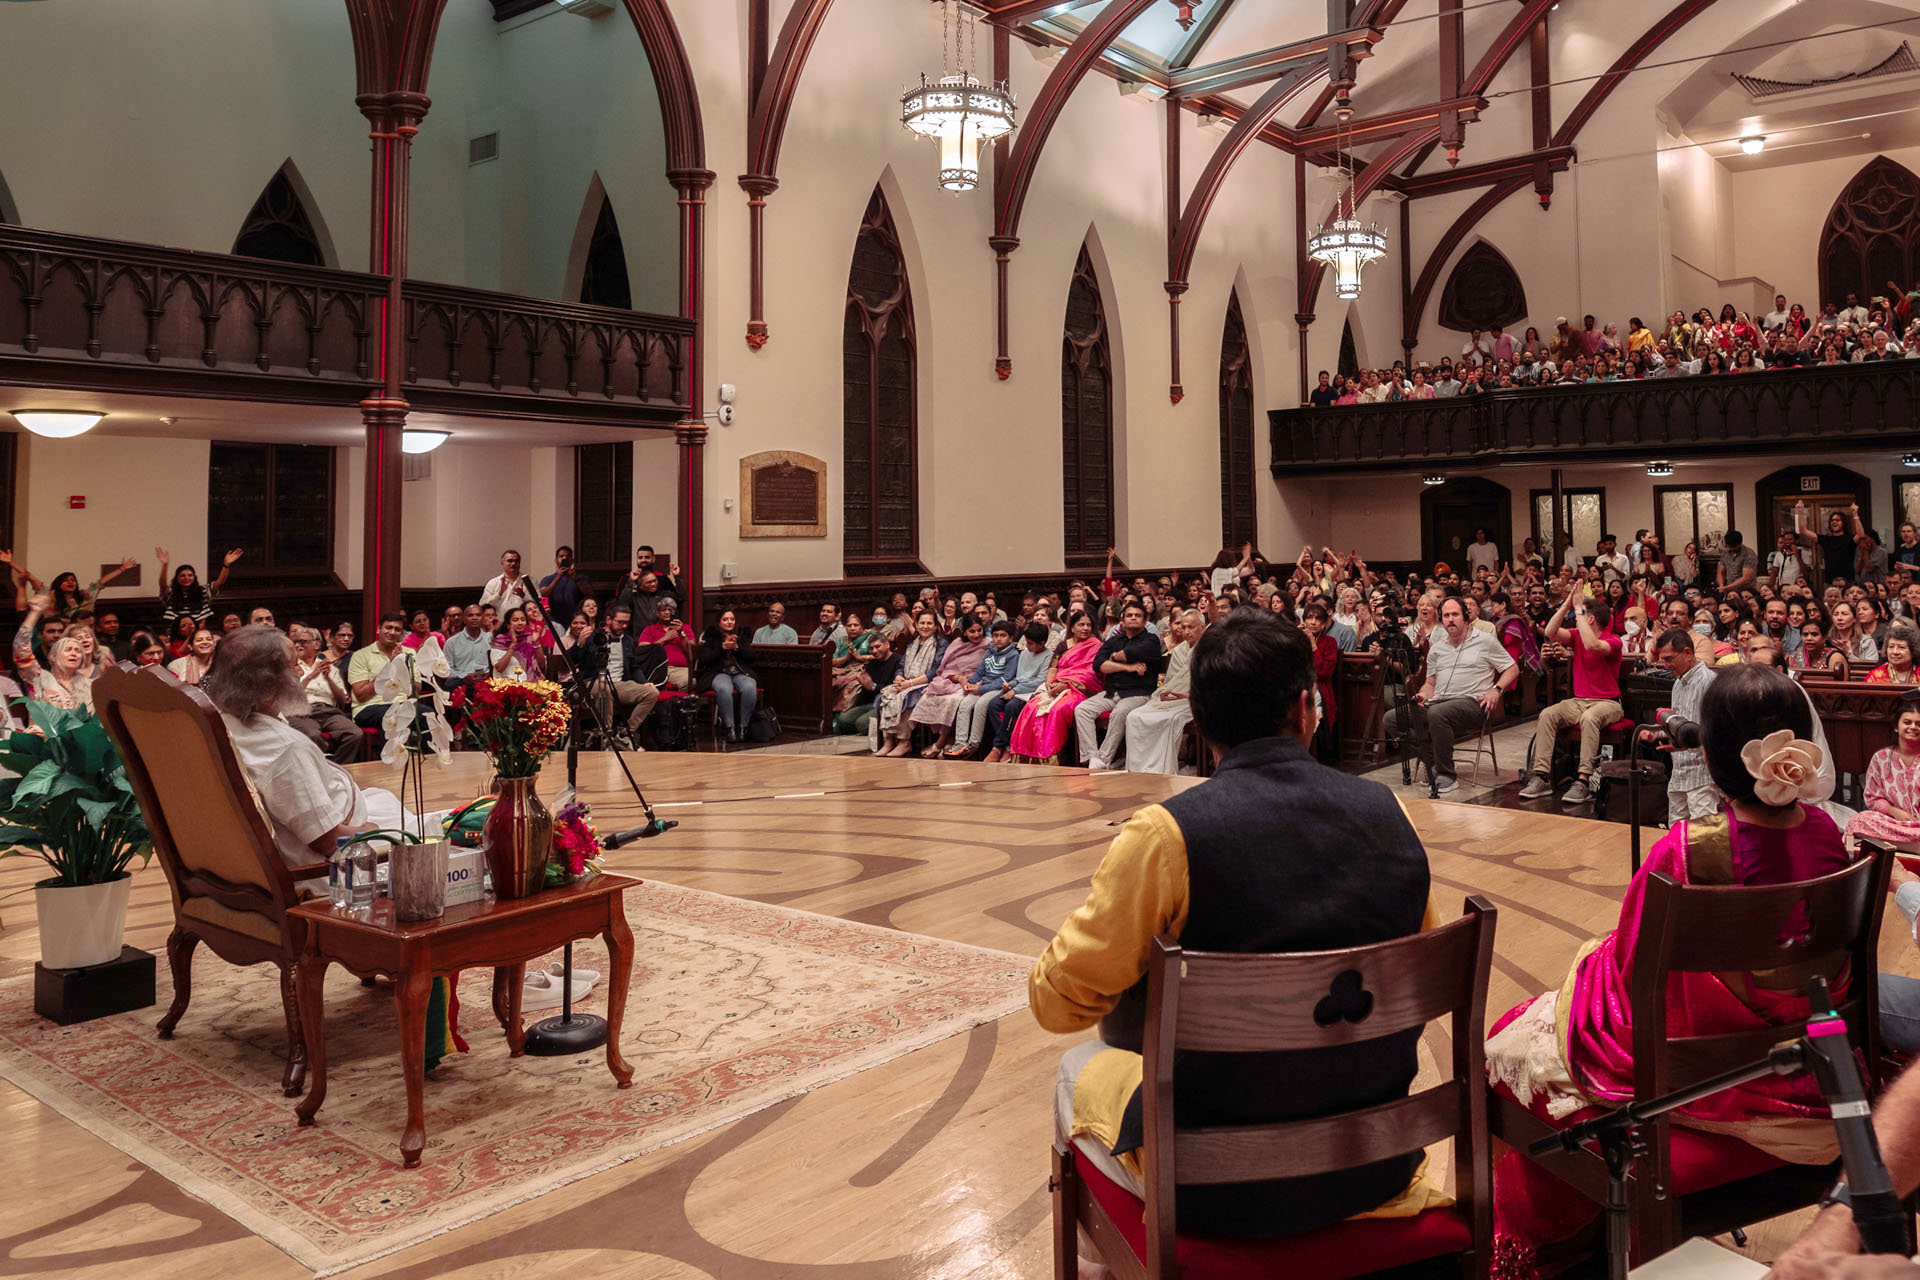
[1271,361,1920,475]
[0,225,692,426]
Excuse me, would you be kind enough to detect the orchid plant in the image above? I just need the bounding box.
[371,637,455,841]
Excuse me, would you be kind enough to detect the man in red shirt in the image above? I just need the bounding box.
[1517,585,1624,806]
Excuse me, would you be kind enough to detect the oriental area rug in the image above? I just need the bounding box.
[0,881,1030,1275]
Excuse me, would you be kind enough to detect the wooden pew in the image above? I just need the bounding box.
[748,643,836,735]
[1336,652,1388,767]
[1800,676,1907,809]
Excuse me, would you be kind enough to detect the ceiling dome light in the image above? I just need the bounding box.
[1739,135,1766,156]
[401,430,451,455]
[11,410,103,439]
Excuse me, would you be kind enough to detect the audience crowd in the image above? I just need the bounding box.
[1308,287,1920,406]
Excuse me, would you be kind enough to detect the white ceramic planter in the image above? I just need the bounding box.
[34,875,133,970]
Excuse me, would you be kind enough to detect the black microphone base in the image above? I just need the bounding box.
[522,1011,609,1055]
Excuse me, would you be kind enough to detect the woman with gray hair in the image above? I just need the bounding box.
[206,625,419,872]
[1867,621,1920,685]
[12,592,93,711]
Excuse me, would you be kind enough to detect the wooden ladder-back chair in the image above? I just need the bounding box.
[94,663,326,1097]
[1491,843,1898,1266]
[1054,897,1498,1280]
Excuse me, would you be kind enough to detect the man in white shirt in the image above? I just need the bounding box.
[1409,597,1516,794]
[1761,294,1791,331]
[1593,534,1630,583]
[1838,293,1871,329]
[1124,609,1204,775]
[1465,528,1501,578]
[1768,529,1810,589]
[479,549,537,614]
[1461,328,1492,364]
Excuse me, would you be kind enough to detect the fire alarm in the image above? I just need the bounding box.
[68,495,85,509]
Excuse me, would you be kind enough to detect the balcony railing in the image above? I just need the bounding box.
[0,225,692,426]
[1270,361,1920,475]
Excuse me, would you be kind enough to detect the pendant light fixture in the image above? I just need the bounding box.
[1306,92,1388,301]
[901,0,1017,194]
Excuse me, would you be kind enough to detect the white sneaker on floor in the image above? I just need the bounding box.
[1086,758,1110,772]
[522,968,596,1010]
[1433,775,1460,795]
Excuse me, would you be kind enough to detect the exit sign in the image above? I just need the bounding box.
[1800,477,1821,491]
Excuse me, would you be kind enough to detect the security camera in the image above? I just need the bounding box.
[714,403,735,427]
[717,383,737,405]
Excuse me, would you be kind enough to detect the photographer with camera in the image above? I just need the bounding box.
[1641,627,1719,821]
[539,545,588,624]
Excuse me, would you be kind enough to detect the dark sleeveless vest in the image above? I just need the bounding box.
[1102,734,1433,1237]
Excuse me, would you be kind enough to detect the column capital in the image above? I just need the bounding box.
[356,91,432,134]
[669,168,719,196]
[674,422,709,447]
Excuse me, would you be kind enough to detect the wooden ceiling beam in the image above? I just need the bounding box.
[1168,26,1381,96]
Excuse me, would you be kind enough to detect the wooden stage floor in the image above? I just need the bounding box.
[2,749,1913,1278]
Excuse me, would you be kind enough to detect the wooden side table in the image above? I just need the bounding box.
[289,872,639,1167]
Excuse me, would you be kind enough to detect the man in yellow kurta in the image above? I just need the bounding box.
[1031,606,1437,1238]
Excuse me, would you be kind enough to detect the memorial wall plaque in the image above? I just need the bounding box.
[738,450,827,538]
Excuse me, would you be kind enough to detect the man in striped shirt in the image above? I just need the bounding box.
[1644,628,1717,820]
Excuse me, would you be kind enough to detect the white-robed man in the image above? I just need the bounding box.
[1124,608,1205,775]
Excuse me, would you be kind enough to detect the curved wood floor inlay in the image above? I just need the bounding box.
[2,751,1913,1276]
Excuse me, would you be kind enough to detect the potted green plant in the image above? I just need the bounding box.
[0,701,153,969]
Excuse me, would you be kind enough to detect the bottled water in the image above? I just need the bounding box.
[329,836,352,909]
[349,841,378,911]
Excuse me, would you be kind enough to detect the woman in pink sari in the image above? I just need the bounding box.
[1485,666,1852,1275]
[1844,692,1920,848]
[1008,612,1101,761]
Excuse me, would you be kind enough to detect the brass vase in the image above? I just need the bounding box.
[482,775,553,899]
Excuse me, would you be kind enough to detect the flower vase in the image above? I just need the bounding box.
[482,775,553,899]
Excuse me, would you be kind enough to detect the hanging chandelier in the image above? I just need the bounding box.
[1306,94,1388,301]
[901,1,1017,193]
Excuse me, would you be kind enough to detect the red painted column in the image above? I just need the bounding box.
[358,90,429,637]
[672,168,715,625]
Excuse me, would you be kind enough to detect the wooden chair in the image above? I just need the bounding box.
[93,663,325,1098]
[1054,897,1498,1280]
[1489,844,1897,1266]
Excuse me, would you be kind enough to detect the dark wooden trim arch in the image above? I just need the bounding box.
[843,187,922,576]
[1755,464,1875,549]
[988,0,1156,378]
[741,0,838,350]
[1404,175,1530,355]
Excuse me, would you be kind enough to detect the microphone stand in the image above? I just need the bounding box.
[1527,976,1908,1280]
[519,590,676,1057]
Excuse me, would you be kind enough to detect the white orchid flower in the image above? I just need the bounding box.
[372,653,413,702]
[380,728,412,768]
[381,699,414,738]
[413,637,451,680]
[430,686,450,716]
[426,711,454,765]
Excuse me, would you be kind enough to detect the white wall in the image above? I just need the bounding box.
[16,434,209,608]
[1731,143,1920,310]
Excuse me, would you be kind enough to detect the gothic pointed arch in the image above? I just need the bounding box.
[1438,239,1528,334]
[0,168,16,225]
[1062,244,1114,566]
[1219,290,1256,549]
[843,186,919,575]
[1819,156,1920,307]
[1338,318,1360,380]
[231,161,331,267]
[580,195,633,310]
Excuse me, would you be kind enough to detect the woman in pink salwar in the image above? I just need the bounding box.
[1844,692,1920,848]
[1007,612,1101,761]
[1484,667,1853,1275]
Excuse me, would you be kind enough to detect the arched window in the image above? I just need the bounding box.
[232,168,325,267]
[1438,240,1527,334]
[1062,244,1113,565]
[579,197,633,310]
[1219,290,1255,549]
[1338,318,1359,380]
[1819,156,1920,307]
[843,187,918,573]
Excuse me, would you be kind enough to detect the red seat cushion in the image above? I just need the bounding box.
[1070,1146,1472,1280]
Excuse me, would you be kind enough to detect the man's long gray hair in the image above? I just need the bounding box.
[206,625,307,719]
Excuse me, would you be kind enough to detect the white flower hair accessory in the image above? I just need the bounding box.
[1739,729,1830,806]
